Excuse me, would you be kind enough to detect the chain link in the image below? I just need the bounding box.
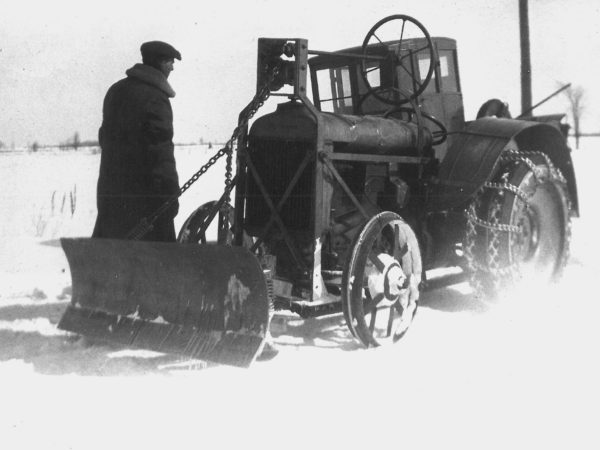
[464,205,522,233]
[501,149,539,179]
[222,68,279,196]
[520,150,567,184]
[463,148,568,297]
[464,150,540,236]
[483,181,531,203]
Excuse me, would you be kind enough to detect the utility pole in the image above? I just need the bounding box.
[519,0,532,116]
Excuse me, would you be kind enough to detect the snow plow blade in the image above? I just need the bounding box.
[58,238,271,367]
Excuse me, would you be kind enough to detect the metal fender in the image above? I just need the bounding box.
[428,117,579,215]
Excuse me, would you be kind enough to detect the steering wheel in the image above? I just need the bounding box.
[383,106,448,146]
[360,15,435,106]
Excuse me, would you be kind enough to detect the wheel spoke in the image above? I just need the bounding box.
[386,302,396,337]
[191,218,211,243]
[403,44,432,59]
[368,252,385,273]
[371,32,386,47]
[392,224,409,261]
[394,46,403,60]
[395,40,431,68]
[394,299,404,315]
[397,63,422,89]
[364,290,384,312]
[369,307,378,332]
[392,224,400,259]
[395,19,407,59]
[199,222,210,234]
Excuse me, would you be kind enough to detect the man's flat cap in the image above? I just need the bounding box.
[140,41,182,61]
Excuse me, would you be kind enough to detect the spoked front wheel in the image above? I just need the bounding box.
[342,212,422,347]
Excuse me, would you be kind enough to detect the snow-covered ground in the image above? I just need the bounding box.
[0,139,599,449]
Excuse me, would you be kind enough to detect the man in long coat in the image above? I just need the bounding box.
[92,41,181,241]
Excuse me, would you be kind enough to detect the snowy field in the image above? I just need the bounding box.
[1,139,599,449]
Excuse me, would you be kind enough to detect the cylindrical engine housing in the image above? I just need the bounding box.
[250,101,431,154]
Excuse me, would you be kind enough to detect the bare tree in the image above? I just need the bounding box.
[561,83,585,149]
[60,132,82,151]
[72,132,81,151]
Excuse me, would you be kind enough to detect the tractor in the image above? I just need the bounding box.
[58,15,578,366]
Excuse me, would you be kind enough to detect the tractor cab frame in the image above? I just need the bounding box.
[309,36,464,162]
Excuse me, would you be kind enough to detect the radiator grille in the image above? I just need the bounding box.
[245,139,314,233]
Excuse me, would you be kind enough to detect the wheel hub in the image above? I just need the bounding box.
[514,206,540,262]
[366,253,408,305]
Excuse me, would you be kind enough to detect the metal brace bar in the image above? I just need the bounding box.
[326,152,430,164]
[245,154,307,270]
[250,150,314,253]
[320,153,370,220]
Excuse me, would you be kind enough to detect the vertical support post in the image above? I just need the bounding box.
[310,141,331,302]
[294,39,309,98]
[233,119,249,247]
[519,0,532,116]
[292,38,330,302]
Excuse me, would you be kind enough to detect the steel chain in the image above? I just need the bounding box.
[222,67,279,197]
[520,150,567,184]
[463,193,484,295]
[483,181,530,204]
[501,149,539,180]
[464,150,541,235]
[464,208,522,233]
[520,150,572,276]
[464,148,568,296]
[464,175,518,297]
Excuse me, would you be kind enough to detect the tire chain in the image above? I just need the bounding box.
[127,64,281,240]
[463,149,568,297]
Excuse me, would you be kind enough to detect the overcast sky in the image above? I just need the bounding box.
[1,0,599,147]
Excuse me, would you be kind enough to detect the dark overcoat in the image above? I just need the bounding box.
[92,63,180,241]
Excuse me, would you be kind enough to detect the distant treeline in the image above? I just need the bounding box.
[17,133,223,152]
[0,140,225,153]
[28,141,100,152]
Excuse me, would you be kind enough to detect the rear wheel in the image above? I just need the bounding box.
[465,150,571,298]
[342,212,422,347]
